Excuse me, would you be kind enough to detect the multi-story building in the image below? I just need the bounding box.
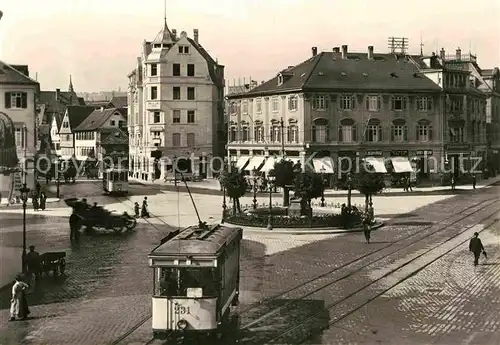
[58,105,94,160]
[226,45,489,183]
[0,61,40,197]
[127,19,225,181]
[479,67,500,174]
[72,107,127,175]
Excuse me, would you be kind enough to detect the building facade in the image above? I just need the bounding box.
[58,106,95,160]
[479,67,500,174]
[0,61,40,194]
[227,45,489,184]
[127,19,225,181]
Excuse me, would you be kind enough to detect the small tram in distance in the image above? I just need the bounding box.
[148,223,242,341]
[102,168,128,195]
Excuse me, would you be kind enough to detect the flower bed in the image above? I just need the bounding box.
[247,207,288,216]
[225,210,362,228]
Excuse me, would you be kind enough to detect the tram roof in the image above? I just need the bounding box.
[150,224,242,256]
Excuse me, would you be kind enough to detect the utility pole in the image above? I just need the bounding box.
[280,118,285,157]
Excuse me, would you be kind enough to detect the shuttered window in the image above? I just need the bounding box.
[5,92,28,109]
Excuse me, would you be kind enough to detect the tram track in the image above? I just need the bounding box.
[92,182,498,344]
[265,208,500,345]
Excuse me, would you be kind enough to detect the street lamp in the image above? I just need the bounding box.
[267,175,275,230]
[320,167,326,207]
[252,168,258,210]
[19,183,30,274]
[347,172,352,209]
[56,159,61,198]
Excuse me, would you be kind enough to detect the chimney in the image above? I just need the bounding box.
[456,47,461,60]
[193,29,199,43]
[55,88,60,101]
[341,45,348,59]
[311,47,318,56]
[368,46,374,60]
[440,48,445,60]
[172,29,177,39]
[333,47,340,53]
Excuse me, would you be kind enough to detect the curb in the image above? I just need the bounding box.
[223,221,385,235]
[0,198,61,208]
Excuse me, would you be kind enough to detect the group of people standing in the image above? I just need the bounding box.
[134,197,150,218]
[31,182,47,211]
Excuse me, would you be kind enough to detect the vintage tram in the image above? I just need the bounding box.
[102,168,128,195]
[148,224,242,340]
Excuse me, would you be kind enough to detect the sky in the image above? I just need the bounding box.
[0,0,499,92]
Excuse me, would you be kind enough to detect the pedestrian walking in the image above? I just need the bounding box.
[451,176,456,191]
[141,197,150,218]
[469,232,486,266]
[134,202,140,218]
[39,192,46,210]
[69,210,81,242]
[363,216,371,244]
[35,182,41,197]
[9,275,30,321]
[26,246,40,286]
[472,174,477,189]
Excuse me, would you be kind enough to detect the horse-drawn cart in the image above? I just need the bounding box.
[39,252,66,276]
[64,198,137,234]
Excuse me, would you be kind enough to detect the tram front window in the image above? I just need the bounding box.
[158,267,217,297]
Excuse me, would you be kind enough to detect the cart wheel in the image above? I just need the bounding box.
[60,259,66,275]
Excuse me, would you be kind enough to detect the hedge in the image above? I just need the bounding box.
[225,212,362,228]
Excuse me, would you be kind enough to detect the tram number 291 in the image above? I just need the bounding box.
[174,304,190,315]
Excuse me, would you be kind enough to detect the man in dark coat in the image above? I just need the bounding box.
[469,232,485,266]
[69,210,81,242]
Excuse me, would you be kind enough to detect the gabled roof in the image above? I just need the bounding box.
[65,106,95,131]
[0,60,39,85]
[229,51,444,98]
[39,90,85,126]
[109,95,127,108]
[73,108,124,132]
[186,37,224,87]
[99,127,129,145]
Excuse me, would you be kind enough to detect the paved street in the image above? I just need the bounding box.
[0,181,498,345]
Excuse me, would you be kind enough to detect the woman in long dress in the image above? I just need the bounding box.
[9,275,30,321]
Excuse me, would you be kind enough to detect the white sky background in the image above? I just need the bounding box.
[0,0,499,91]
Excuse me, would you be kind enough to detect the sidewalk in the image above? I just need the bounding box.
[131,174,500,196]
[0,197,59,207]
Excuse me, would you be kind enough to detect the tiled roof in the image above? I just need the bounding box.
[100,127,129,145]
[39,90,85,125]
[0,60,39,85]
[186,38,224,87]
[73,108,122,132]
[109,96,127,108]
[66,106,95,130]
[230,51,444,98]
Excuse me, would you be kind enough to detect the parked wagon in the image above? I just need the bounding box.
[39,252,66,276]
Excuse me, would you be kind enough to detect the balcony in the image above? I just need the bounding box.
[146,100,161,110]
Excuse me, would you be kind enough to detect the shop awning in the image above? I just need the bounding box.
[235,156,249,170]
[313,157,334,173]
[364,157,387,173]
[261,157,276,173]
[391,157,414,173]
[244,156,266,171]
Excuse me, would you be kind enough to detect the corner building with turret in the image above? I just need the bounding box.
[127,19,225,181]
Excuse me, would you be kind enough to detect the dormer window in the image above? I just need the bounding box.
[278,74,284,86]
[341,72,347,76]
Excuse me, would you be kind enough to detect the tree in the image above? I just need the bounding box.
[354,163,385,215]
[219,169,248,215]
[269,160,302,206]
[294,170,324,216]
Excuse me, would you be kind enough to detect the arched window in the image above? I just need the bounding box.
[338,118,356,143]
[241,121,249,142]
[270,119,281,142]
[364,118,382,142]
[229,121,237,142]
[391,119,408,142]
[254,120,264,142]
[287,119,299,143]
[416,119,433,142]
[312,118,328,143]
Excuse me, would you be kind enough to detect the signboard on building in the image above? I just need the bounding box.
[445,144,471,151]
[415,150,433,156]
[389,150,408,157]
[364,150,383,156]
[14,172,22,191]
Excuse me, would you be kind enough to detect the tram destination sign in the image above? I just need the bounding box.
[445,144,471,151]
[364,150,383,156]
[416,150,433,156]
